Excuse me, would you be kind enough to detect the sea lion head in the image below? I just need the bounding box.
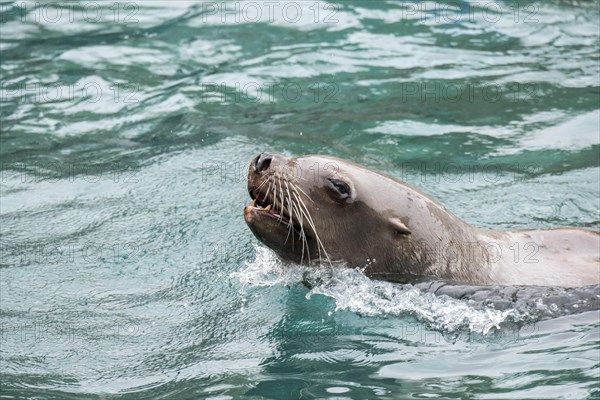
[244,152,413,272]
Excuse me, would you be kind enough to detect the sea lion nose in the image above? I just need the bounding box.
[254,152,273,174]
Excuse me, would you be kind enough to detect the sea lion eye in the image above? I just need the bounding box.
[327,178,351,199]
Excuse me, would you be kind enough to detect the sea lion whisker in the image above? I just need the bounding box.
[283,180,296,245]
[255,175,272,191]
[277,176,286,225]
[272,177,278,212]
[290,182,315,204]
[290,199,311,265]
[295,200,322,266]
[263,177,274,200]
[287,182,321,262]
[293,191,332,266]
[292,201,309,264]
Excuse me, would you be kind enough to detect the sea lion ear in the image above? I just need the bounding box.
[388,217,411,235]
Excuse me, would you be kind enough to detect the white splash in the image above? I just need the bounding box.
[232,246,520,334]
[230,245,308,288]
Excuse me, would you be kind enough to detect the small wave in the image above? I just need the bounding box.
[232,246,524,335]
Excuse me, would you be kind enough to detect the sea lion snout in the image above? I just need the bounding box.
[245,152,318,263]
[253,152,273,174]
[250,152,287,175]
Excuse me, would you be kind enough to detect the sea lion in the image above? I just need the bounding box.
[244,152,600,288]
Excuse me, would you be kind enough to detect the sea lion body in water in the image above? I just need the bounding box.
[244,153,600,288]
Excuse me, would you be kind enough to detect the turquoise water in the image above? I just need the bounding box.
[1,0,599,398]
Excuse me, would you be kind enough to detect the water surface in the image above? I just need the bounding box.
[1,0,599,398]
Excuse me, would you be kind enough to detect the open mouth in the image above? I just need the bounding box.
[245,177,319,263]
[247,188,292,225]
[245,183,318,263]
